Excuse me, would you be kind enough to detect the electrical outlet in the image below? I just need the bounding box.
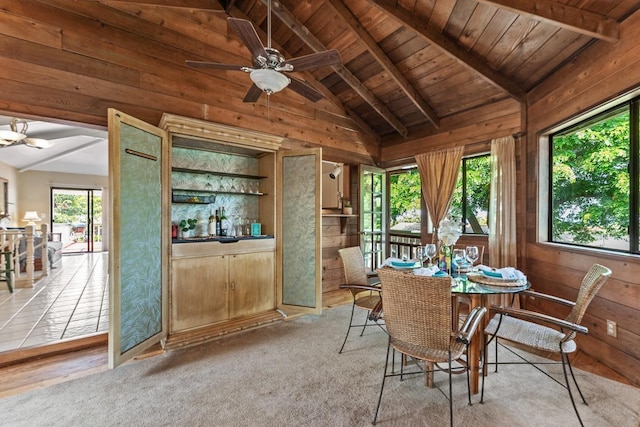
[607,320,617,337]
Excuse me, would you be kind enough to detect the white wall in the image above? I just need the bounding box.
[17,170,108,228]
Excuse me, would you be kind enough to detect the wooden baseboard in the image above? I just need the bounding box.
[0,333,107,368]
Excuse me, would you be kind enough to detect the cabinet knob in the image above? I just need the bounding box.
[230,282,235,290]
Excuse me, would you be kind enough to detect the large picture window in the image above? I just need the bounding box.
[450,155,490,235]
[389,168,421,235]
[549,102,634,252]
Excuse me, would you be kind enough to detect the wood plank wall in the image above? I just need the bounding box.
[322,165,359,293]
[526,9,640,386]
[379,98,521,166]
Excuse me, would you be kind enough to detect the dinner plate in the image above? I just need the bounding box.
[478,283,528,292]
[479,270,520,282]
[390,260,419,268]
[467,273,524,286]
[391,262,419,270]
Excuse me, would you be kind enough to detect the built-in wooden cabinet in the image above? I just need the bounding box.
[228,251,275,318]
[109,111,322,361]
[169,250,275,333]
[170,255,228,331]
[170,238,276,334]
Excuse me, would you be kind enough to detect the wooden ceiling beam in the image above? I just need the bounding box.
[93,0,226,11]
[326,0,439,129]
[261,0,408,138]
[476,0,618,42]
[367,0,526,103]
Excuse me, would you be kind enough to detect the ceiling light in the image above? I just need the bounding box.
[0,118,54,149]
[249,69,290,95]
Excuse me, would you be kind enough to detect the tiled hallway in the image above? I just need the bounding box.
[0,252,109,352]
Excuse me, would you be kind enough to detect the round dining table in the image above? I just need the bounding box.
[451,274,531,394]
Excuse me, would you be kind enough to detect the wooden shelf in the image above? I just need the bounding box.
[172,167,266,180]
[322,213,357,233]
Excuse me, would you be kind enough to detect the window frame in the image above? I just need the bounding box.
[547,97,638,254]
[452,153,490,235]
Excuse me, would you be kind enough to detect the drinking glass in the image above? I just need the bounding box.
[415,246,425,267]
[465,246,479,272]
[424,243,437,267]
[453,249,466,277]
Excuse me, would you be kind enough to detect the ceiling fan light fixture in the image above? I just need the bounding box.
[250,69,290,95]
[0,118,53,149]
[0,129,27,144]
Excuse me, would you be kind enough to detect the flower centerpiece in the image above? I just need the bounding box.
[437,217,462,273]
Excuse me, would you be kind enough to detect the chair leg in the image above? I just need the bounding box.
[448,351,453,427]
[560,351,585,427]
[566,353,588,405]
[466,346,472,406]
[338,302,356,354]
[372,339,392,425]
[480,336,487,404]
[359,309,370,336]
[493,335,499,372]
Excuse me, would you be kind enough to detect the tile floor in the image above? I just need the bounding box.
[0,252,109,352]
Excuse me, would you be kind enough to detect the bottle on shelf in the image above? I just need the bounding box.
[208,206,216,236]
[215,208,222,236]
[219,207,227,236]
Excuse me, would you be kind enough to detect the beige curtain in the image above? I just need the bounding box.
[488,136,517,268]
[415,147,464,243]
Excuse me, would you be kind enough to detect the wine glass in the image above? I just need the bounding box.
[465,246,479,272]
[424,243,437,267]
[415,246,425,267]
[453,249,466,277]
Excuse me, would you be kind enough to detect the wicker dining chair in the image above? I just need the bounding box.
[372,268,486,426]
[481,263,612,426]
[337,246,382,354]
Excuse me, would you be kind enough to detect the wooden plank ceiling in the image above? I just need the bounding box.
[27,0,640,145]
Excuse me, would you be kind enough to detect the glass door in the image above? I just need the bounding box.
[51,187,103,253]
[360,165,387,271]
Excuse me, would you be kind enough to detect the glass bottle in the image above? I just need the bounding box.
[208,206,216,236]
[215,208,222,236]
[438,244,452,274]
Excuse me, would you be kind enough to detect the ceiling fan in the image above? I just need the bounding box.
[185,1,341,103]
[0,118,54,149]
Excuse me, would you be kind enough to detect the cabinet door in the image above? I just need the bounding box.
[171,255,228,331]
[228,252,275,319]
[108,109,169,369]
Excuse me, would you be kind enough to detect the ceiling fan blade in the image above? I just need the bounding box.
[281,49,342,72]
[288,77,324,102]
[227,18,268,62]
[243,84,263,103]
[186,60,246,71]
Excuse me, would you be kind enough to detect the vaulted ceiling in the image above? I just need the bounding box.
[102,0,638,143]
[1,0,639,173]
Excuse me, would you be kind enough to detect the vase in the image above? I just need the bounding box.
[181,229,192,239]
[342,207,353,215]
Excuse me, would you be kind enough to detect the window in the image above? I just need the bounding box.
[389,168,421,235]
[449,155,490,234]
[549,101,634,252]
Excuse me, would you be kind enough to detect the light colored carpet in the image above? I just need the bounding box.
[0,304,638,426]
